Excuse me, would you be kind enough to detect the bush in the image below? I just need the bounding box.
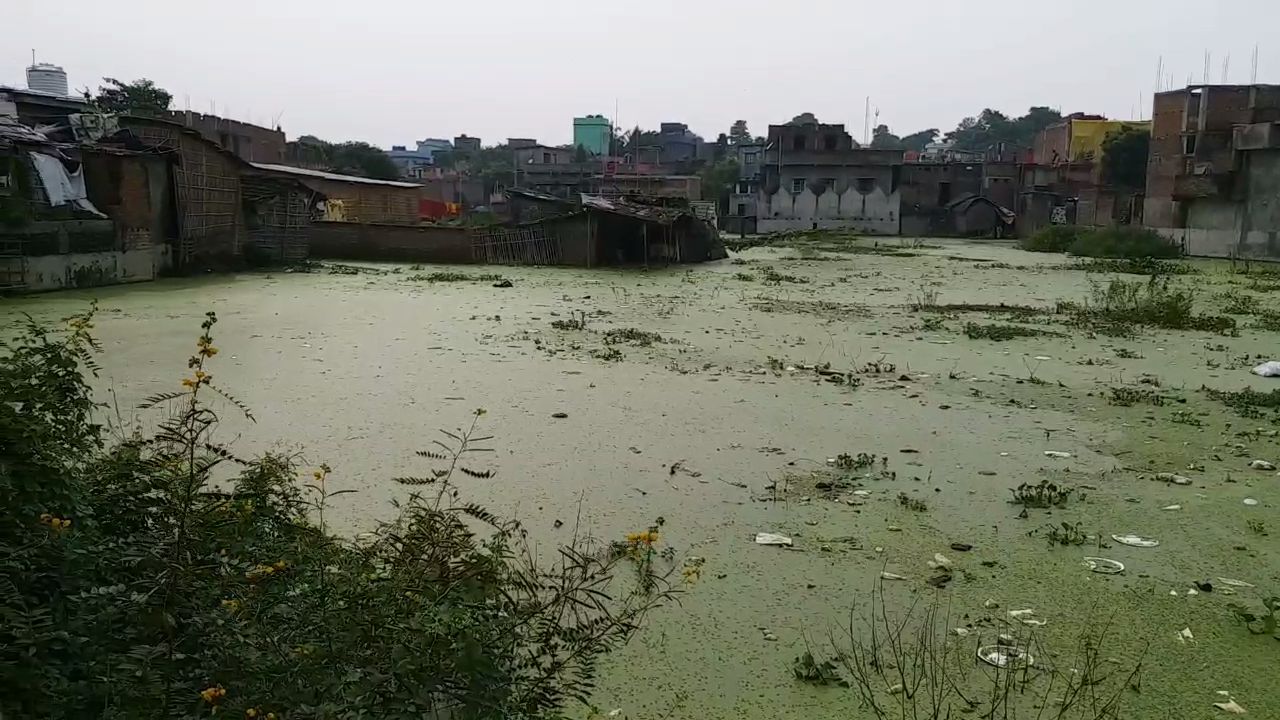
[1020,225,1081,253]
[1068,226,1182,259]
[1,308,670,720]
[1060,276,1236,335]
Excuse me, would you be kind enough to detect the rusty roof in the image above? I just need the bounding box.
[580,194,688,224]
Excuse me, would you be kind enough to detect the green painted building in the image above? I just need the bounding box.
[573,115,612,156]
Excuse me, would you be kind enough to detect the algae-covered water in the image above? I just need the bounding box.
[3,239,1277,719]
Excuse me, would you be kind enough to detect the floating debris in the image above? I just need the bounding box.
[1178,627,1195,644]
[1214,699,1247,715]
[1008,609,1046,627]
[1249,459,1275,471]
[978,645,1034,669]
[1156,472,1193,486]
[1083,557,1125,574]
[880,571,909,581]
[551,412,569,419]
[754,533,793,547]
[1243,498,1259,506]
[950,542,974,552]
[1043,451,1072,459]
[1217,577,1255,588]
[1162,504,1182,511]
[1112,534,1160,548]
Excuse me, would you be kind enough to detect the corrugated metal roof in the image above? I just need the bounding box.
[249,162,422,188]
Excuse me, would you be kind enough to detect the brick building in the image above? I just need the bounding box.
[757,120,903,234]
[1145,84,1280,258]
[163,111,286,164]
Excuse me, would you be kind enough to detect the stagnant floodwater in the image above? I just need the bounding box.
[4,242,1278,719]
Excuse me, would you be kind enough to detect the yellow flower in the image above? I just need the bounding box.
[266,714,276,720]
[246,709,258,718]
[39,513,52,523]
[312,470,323,480]
[273,560,286,571]
[200,685,226,704]
[220,599,241,612]
[182,378,196,388]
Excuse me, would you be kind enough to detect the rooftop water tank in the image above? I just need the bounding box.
[26,63,69,96]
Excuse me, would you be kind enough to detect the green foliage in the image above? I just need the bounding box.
[792,652,846,686]
[1009,480,1073,508]
[759,266,808,285]
[870,124,902,149]
[1034,521,1088,547]
[900,129,940,152]
[963,322,1056,340]
[1101,127,1151,189]
[1108,386,1167,407]
[1061,277,1236,335]
[603,328,664,347]
[947,106,1062,151]
[86,77,172,115]
[1020,225,1082,253]
[896,492,929,512]
[1075,257,1195,275]
[698,158,740,211]
[1068,226,1181,259]
[0,309,669,720]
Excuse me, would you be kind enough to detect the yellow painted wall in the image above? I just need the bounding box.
[1069,120,1151,162]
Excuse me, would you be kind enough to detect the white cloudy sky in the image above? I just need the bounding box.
[7,0,1278,148]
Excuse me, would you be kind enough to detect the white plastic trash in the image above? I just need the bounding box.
[754,533,793,547]
[1252,361,1280,377]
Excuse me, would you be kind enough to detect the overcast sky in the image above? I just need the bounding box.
[7,0,1279,148]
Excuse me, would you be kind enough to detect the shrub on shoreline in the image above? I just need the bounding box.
[0,308,669,719]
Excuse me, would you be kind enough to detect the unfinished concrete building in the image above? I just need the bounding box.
[756,121,902,234]
[1145,84,1280,258]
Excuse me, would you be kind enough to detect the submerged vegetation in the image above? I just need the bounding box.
[0,308,669,720]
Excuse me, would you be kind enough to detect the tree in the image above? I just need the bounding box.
[1101,126,1151,189]
[286,138,400,180]
[870,124,902,150]
[86,77,172,116]
[900,129,939,152]
[729,120,751,144]
[789,112,819,125]
[699,158,740,212]
[946,107,1061,151]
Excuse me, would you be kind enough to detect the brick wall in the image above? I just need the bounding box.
[308,178,422,224]
[164,111,286,163]
[308,221,474,264]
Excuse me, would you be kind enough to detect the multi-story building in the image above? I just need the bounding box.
[724,141,765,234]
[387,138,455,178]
[756,120,903,234]
[163,111,286,164]
[657,122,702,164]
[573,115,611,155]
[1145,84,1280,258]
[453,134,481,153]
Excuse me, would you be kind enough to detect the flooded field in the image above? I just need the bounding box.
[4,237,1279,719]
